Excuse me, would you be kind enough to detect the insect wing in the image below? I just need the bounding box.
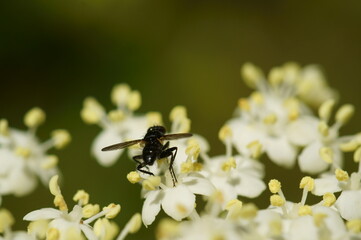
[160,133,193,141]
[101,139,143,151]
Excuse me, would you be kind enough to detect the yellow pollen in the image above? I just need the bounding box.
[108,110,125,122]
[211,234,226,240]
[322,193,336,207]
[211,191,225,205]
[339,140,359,152]
[269,219,282,236]
[0,119,9,136]
[104,203,121,219]
[176,204,188,215]
[221,157,236,172]
[218,125,232,142]
[41,155,59,170]
[127,213,142,234]
[15,147,31,158]
[127,90,142,111]
[299,176,315,191]
[27,219,48,239]
[288,108,299,121]
[239,203,258,219]
[169,106,187,122]
[156,219,179,240]
[241,62,263,88]
[142,176,161,190]
[318,99,335,122]
[127,171,141,184]
[318,121,329,137]
[284,98,300,121]
[313,213,327,227]
[268,179,281,193]
[354,147,361,163]
[319,147,333,164]
[247,140,262,159]
[335,104,355,125]
[192,162,203,172]
[263,113,277,125]
[181,162,193,174]
[238,98,251,111]
[51,129,71,149]
[270,194,285,207]
[268,67,284,86]
[81,97,104,124]
[54,195,68,211]
[0,209,15,233]
[46,228,60,240]
[82,204,100,218]
[347,219,361,233]
[250,92,264,104]
[73,190,90,205]
[146,112,163,126]
[335,168,349,181]
[298,205,312,216]
[185,142,200,159]
[49,175,61,196]
[225,199,243,220]
[24,107,46,128]
[111,83,131,106]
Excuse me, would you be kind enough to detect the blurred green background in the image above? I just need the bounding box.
[1,0,361,239]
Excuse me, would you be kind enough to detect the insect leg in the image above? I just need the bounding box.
[136,161,155,176]
[160,146,178,186]
[132,155,143,165]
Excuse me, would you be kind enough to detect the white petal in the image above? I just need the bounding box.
[286,117,318,146]
[182,174,215,196]
[312,174,341,196]
[80,224,98,240]
[335,190,361,220]
[0,166,38,196]
[265,136,297,168]
[209,175,238,207]
[234,174,266,198]
[298,141,328,174]
[236,156,265,178]
[11,231,35,240]
[161,185,195,221]
[92,129,124,167]
[228,119,265,155]
[288,216,318,240]
[313,206,346,239]
[254,210,282,237]
[23,208,62,221]
[141,190,163,226]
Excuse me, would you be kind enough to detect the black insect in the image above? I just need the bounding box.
[101,125,192,186]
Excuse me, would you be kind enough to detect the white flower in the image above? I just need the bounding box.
[335,172,361,220]
[287,102,355,174]
[0,108,70,199]
[81,84,163,166]
[141,173,215,226]
[201,155,265,207]
[175,215,241,240]
[23,175,121,240]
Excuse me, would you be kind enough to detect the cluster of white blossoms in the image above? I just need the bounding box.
[21,175,141,240]
[80,84,163,167]
[1,62,361,240]
[0,107,71,205]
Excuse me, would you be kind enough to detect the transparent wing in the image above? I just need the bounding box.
[160,133,193,141]
[101,139,144,151]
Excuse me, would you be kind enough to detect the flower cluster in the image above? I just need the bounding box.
[1,62,361,240]
[0,108,71,205]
